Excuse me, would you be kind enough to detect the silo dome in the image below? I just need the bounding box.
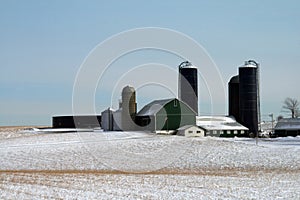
[179,61,197,69]
[229,75,239,84]
[243,60,259,68]
[122,85,135,94]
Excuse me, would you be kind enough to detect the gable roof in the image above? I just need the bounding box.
[137,98,174,116]
[137,98,197,117]
[177,125,202,131]
[274,118,300,130]
[196,116,248,131]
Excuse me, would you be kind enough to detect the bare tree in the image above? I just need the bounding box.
[282,97,299,118]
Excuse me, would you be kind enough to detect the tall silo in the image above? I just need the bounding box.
[121,85,137,131]
[228,75,240,121]
[178,61,198,115]
[239,60,260,136]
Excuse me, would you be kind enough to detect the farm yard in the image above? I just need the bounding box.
[0,127,299,199]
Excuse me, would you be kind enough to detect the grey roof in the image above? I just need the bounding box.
[137,98,174,116]
[196,116,248,131]
[102,107,115,112]
[177,125,201,131]
[274,118,300,130]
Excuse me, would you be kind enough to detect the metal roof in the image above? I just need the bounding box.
[274,118,300,130]
[240,60,259,68]
[177,125,201,131]
[196,116,248,131]
[137,98,174,116]
[102,107,116,112]
[178,61,197,69]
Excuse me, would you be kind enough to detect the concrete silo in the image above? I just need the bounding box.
[121,85,137,131]
[178,61,198,115]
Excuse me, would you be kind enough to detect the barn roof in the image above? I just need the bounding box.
[274,118,300,130]
[137,98,174,116]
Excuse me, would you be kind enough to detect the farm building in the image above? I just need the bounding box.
[228,60,261,136]
[136,98,196,132]
[177,125,205,137]
[52,115,101,129]
[100,86,137,131]
[274,118,300,137]
[197,116,248,137]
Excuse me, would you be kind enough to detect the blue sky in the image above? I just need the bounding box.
[0,0,299,125]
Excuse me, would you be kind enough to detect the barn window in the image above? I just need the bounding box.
[196,131,201,133]
[174,99,178,107]
[213,130,217,135]
[234,130,238,134]
[188,130,193,133]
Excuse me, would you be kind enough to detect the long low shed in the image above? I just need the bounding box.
[274,118,300,137]
[197,116,249,137]
[52,115,101,128]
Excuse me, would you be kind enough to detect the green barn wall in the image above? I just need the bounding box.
[156,99,196,130]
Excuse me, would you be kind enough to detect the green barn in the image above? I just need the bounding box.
[136,98,196,132]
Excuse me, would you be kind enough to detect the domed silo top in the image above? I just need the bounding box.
[229,75,239,84]
[122,85,135,94]
[178,61,197,69]
[241,60,259,68]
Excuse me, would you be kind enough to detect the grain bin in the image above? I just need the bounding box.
[239,60,260,135]
[228,75,240,121]
[178,61,198,115]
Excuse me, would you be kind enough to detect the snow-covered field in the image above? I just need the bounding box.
[0,127,299,199]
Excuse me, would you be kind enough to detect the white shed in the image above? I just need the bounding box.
[177,125,205,137]
[196,116,249,137]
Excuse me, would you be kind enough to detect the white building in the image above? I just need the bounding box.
[197,116,248,137]
[177,125,205,137]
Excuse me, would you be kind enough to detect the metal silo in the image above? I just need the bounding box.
[178,61,198,115]
[121,85,137,131]
[239,60,260,136]
[101,108,114,131]
[228,75,240,121]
